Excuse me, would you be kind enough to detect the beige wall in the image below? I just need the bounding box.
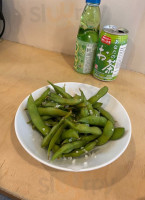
[3,0,145,74]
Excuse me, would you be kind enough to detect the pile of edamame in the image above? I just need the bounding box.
[26,81,125,161]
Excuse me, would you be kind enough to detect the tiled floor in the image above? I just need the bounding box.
[0,194,12,200]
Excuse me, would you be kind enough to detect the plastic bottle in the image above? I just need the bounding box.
[74,0,101,74]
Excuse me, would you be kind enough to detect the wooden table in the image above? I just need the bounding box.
[0,40,145,200]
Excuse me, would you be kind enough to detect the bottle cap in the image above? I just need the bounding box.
[86,0,101,4]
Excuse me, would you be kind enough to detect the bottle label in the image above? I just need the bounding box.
[74,38,97,74]
[101,35,111,45]
[93,35,128,81]
[112,44,127,77]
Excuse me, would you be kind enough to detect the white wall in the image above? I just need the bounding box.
[2,0,145,74]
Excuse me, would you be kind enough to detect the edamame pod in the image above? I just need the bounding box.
[41,111,71,147]
[80,89,94,115]
[41,116,52,121]
[61,129,79,140]
[52,134,98,160]
[89,86,108,105]
[80,135,97,143]
[76,102,86,108]
[93,102,103,109]
[49,93,83,106]
[52,144,60,153]
[51,140,86,161]
[42,101,63,109]
[38,107,68,116]
[86,102,95,116]
[93,109,100,116]
[35,88,50,106]
[79,116,107,127]
[79,107,89,118]
[97,107,115,125]
[62,138,78,145]
[63,140,97,157]
[42,123,61,148]
[65,119,102,136]
[48,123,66,157]
[44,120,57,126]
[96,120,114,146]
[48,81,72,99]
[110,127,125,140]
[27,95,50,136]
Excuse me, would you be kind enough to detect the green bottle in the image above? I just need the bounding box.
[74,0,101,74]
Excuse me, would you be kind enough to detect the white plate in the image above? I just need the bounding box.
[14,82,131,172]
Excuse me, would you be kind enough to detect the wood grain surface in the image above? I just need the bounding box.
[0,40,145,200]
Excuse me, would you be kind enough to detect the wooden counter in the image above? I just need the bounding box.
[0,40,145,200]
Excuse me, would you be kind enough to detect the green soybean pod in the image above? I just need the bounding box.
[42,101,60,107]
[93,102,103,109]
[73,94,81,99]
[63,140,97,158]
[65,119,102,136]
[61,129,79,140]
[62,84,66,91]
[41,111,71,147]
[110,127,125,140]
[44,119,57,126]
[79,89,94,116]
[79,107,89,118]
[35,88,50,107]
[48,123,66,157]
[80,135,97,143]
[51,140,86,161]
[41,116,52,121]
[52,144,60,153]
[61,138,78,145]
[49,93,83,106]
[41,123,60,148]
[48,81,72,99]
[27,95,50,136]
[93,109,100,116]
[88,86,108,105]
[63,135,97,154]
[75,91,85,109]
[96,120,114,146]
[76,102,86,108]
[37,107,68,116]
[79,116,107,127]
[98,107,115,125]
[87,102,95,116]
[27,120,39,130]
[55,136,62,145]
